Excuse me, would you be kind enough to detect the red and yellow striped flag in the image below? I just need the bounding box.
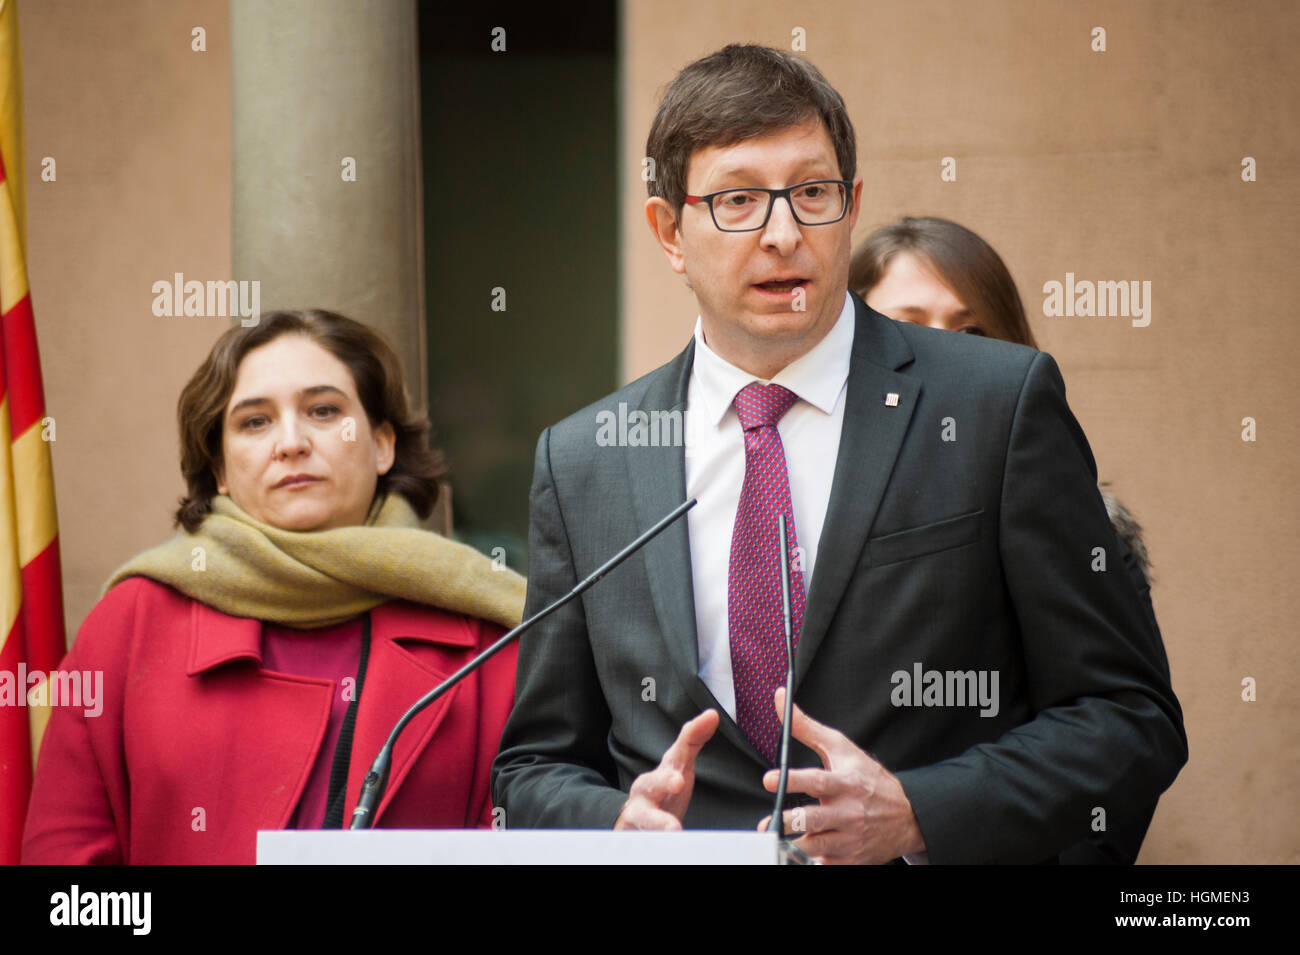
[0,0,66,865]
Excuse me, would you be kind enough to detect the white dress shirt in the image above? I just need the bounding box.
[682,293,929,864]
[684,292,854,720]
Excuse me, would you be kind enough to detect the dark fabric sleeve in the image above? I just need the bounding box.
[490,428,628,828]
[1058,536,1168,864]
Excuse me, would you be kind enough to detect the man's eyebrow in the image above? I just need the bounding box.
[227,385,348,418]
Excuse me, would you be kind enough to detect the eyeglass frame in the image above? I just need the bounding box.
[682,179,855,233]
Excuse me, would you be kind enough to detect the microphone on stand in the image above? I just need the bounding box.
[768,513,816,864]
[349,497,697,830]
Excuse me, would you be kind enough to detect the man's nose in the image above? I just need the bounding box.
[760,195,802,254]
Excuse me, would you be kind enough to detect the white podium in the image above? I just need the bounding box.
[257,829,779,865]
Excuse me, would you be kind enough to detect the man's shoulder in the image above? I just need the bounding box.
[543,341,692,448]
[885,313,1037,377]
[859,310,1044,409]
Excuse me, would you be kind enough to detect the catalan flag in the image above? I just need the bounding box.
[0,0,66,865]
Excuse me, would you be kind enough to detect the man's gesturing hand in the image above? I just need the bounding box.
[614,709,720,830]
[758,688,926,864]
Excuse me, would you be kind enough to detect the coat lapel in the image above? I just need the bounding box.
[186,598,478,829]
[796,296,919,684]
[345,603,476,824]
[187,601,333,831]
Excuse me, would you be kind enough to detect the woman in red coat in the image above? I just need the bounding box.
[23,309,525,864]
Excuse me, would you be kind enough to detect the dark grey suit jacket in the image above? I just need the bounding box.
[492,294,1187,864]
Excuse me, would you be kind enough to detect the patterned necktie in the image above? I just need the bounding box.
[728,382,806,765]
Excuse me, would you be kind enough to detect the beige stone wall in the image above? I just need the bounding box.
[620,0,1300,863]
[21,0,232,638]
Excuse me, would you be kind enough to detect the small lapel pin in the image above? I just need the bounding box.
[884,392,900,407]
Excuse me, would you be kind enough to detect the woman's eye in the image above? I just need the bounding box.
[958,325,986,337]
[310,405,340,418]
[239,415,268,430]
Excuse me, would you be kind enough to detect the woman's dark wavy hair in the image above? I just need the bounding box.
[174,309,446,532]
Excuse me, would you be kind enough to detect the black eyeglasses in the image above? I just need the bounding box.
[683,179,853,232]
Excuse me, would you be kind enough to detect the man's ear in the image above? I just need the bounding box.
[375,421,396,476]
[848,176,864,230]
[645,197,687,275]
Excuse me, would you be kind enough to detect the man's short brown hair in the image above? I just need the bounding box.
[645,44,857,214]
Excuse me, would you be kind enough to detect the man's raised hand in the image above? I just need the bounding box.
[614,709,719,830]
[758,688,925,864]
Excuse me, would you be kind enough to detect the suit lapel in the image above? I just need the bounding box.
[796,296,919,685]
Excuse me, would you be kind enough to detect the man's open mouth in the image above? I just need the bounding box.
[755,279,807,292]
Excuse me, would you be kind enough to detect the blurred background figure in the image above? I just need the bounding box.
[851,216,1166,864]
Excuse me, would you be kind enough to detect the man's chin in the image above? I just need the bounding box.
[740,305,831,340]
[701,299,838,369]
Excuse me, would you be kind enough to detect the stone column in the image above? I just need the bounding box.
[230,0,426,410]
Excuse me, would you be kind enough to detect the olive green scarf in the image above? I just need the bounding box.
[103,493,525,629]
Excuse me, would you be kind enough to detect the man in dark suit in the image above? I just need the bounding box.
[491,44,1186,864]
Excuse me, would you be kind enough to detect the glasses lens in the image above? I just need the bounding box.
[710,190,770,230]
[791,182,845,224]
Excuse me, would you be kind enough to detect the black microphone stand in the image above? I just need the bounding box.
[349,498,697,830]
[769,513,816,864]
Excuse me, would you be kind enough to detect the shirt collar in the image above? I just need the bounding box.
[691,291,855,426]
